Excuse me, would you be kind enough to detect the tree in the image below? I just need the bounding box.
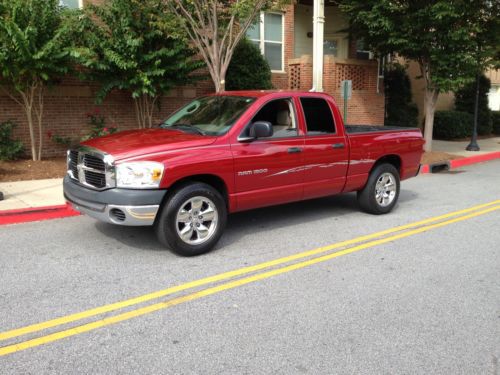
[340,1,484,151]
[226,38,273,90]
[384,63,418,128]
[74,0,203,129]
[460,1,499,150]
[168,0,287,92]
[0,0,74,160]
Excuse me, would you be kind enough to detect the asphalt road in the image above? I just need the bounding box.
[1,160,499,374]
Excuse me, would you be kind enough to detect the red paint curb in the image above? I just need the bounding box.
[420,164,430,174]
[449,151,500,169]
[0,204,80,226]
[420,151,500,174]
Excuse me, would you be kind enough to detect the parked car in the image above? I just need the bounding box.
[64,91,424,256]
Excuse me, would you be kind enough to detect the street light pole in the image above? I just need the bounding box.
[466,72,481,151]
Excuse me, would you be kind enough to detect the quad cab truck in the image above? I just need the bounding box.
[64,91,424,256]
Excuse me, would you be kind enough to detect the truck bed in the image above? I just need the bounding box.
[345,125,419,134]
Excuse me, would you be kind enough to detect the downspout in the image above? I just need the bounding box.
[310,0,325,92]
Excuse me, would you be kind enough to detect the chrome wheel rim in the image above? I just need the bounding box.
[375,172,397,207]
[176,196,218,245]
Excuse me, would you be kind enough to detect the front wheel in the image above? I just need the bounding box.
[357,163,400,215]
[155,183,227,256]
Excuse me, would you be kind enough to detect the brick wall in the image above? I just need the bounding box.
[287,55,384,125]
[0,79,213,158]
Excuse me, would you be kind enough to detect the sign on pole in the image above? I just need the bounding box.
[340,80,352,124]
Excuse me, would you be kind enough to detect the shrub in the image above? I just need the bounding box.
[492,111,500,135]
[454,75,492,135]
[226,39,273,91]
[0,121,24,160]
[384,64,419,127]
[433,111,473,140]
[81,109,118,141]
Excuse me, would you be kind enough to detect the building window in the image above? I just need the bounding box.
[247,12,284,72]
[59,0,82,9]
[356,39,372,60]
[488,85,500,111]
[323,35,348,59]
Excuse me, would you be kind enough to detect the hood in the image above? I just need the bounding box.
[82,128,218,161]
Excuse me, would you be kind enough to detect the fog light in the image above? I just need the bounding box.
[110,208,126,222]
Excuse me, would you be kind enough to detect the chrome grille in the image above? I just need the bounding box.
[67,148,114,190]
[83,154,105,171]
[68,150,79,179]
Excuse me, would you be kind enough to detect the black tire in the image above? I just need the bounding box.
[357,163,400,215]
[155,182,227,256]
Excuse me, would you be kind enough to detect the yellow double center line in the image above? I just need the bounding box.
[1,199,500,356]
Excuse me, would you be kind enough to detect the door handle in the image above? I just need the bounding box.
[287,147,302,154]
[332,143,345,149]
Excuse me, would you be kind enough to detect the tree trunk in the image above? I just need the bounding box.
[423,88,439,152]
[35,84,44,161]
[211,69,224,93]
[20,86,38,161]
[3,83,44,161]
[133,94,159,129]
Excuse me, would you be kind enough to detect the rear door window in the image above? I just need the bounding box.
[300,98,336,135]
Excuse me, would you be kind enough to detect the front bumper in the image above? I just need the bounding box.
[63,176,167,226]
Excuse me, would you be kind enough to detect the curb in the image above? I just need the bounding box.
[420,151,500,174]
[0,204,80,226]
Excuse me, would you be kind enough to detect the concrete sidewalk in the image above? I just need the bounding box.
[433,136,500,157]
[0,137,499,213]
[0,178,65,211]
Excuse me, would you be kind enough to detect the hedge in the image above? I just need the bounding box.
[492,111,500,135]
[226,38,273,91]
[433,111,474,140]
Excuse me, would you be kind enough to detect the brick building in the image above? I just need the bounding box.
[0,0,385,158]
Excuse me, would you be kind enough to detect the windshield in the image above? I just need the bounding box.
[161,96,256,136]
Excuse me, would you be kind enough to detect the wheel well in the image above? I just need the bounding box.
[166,174,229,207]
[372,155,402,175]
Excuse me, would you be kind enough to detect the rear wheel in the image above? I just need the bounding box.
[357,163,400,215]
[155,183,227,256]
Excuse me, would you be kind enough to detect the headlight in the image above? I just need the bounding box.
[116,162,164,189]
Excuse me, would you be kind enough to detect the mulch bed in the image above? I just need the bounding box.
[420,151,463,165]
[0,158,67,182]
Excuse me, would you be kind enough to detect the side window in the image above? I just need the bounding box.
[248,99,298,138]
[300,98,336,135]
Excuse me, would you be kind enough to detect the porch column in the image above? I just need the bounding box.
[311,0,325,92]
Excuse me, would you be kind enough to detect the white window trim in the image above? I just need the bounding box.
[248,12,285,73]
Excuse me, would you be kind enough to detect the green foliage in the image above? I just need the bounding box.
[454,75,492,135]
[0,121,24,161]
[81,109,118,141]
[0,0,76,160]
[0,0,74,91]
[226,39,273,91]
[491,112,500,135]
[47,130,72,147]
[433,111,473,140]
[73,0,203,103]
[384,64,418,127]
[340,0,483,92]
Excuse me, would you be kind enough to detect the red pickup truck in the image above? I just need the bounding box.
[64,91,424,255]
